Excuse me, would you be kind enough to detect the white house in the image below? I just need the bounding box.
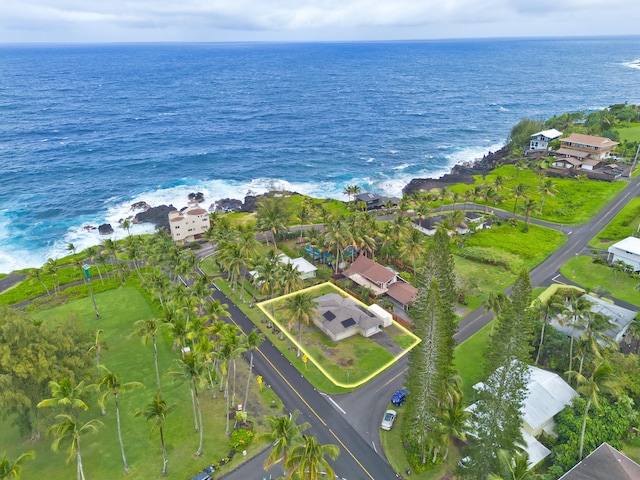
[549,293,637,344]
[277,254,318,280]
[529,128,562,152]
[468,365,577,468]
[168,202,210,245]
[607,236,640,272]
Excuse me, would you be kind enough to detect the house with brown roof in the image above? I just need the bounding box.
[168,201,210,245]
[342,254,417,309]
[559,442,640,480]
[558,133,619,161]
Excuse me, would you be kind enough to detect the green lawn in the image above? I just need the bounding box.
[456,165,628,225]
[456,222,567,271]
[616,123,640,142]
[2,288,276,480]
[560,256,640,306]
[453,256,516,312]
[588,197,640,249]
[453,321,493,403]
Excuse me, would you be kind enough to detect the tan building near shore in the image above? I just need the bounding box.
[168,202,210,245]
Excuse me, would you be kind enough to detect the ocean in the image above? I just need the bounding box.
[1,37,639,274]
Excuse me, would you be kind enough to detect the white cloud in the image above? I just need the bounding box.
[0,0,639,42]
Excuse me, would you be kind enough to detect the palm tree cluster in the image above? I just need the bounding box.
[258,410,340,479]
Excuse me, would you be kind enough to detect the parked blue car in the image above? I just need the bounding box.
[391,389,409,406]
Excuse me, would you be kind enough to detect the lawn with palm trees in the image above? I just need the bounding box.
[0,287,276,480]
[257,283,421,390]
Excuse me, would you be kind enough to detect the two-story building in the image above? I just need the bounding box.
[529,128,563,152]
[556,133,619,161]
[168,202,210,245]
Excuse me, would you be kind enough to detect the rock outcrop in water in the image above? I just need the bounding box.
[134,205,177,231]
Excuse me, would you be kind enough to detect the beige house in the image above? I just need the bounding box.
[168,202,210,245]
[557,133,619,161]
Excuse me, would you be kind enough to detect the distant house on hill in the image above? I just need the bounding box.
[412,215,446,236]
[354,192,399,210]
[557,133,619,161]
[277,254,317,280]
[529,128,562,152]
[559,442,640,480]
[168,202,210,245]
[607,236,640,273]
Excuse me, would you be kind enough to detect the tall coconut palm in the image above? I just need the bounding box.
[27,267,50,296]
[400,227,426,274]
[481,186,498,213]
[537,177,557,214]
[284,292,318,357]
[488,448,531,480]
[243,329,265,411]
[572,361,616,461]
[134,391,177,477]
[258,410,310,475]
[324,217,348,274]
[531,298,554,365]
[511,183,529,217]
[520,197,538,227]
[133,318,168,391]
[0,451,35,480]
[280,262,303,295]
[171,352,206,456]
[218,326,247,436]
[284,434,340,480]
[97,366,143,473]
[577,310,615,376]
[87,329,107,378]
[48,414,102,480]
[44,258,60,295]
[555,295,593,384]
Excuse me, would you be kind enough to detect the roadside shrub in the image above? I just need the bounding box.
[229,428,254,451]
[456,246,525,273]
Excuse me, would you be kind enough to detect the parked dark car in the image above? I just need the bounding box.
[391,389,409,406]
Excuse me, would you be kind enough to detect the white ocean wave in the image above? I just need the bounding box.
[622,60,640,70]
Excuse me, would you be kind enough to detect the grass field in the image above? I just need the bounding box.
[1,288,276,480]
[588,197,640,249]
[559,256,640,306]
[616,123,640,142]
[448,165,628,225]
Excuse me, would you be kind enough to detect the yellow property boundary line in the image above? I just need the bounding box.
[257,281,421,389]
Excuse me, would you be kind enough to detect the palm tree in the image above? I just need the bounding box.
[531,298,555,365]
[400,226,425,273]
[48,414,102,480]
[37,378,94,419]
[87,329,107,379]
[324,217,348,274]
[242,329,265,411]
[134,391,178,477]
[280,262,303,295]
[626,316,640,354]
[572,361,616,461]
[97,366,143,473]
[439,401,469,460]
[297,201,313,242]
[555,295,593,385]
[342,184,361,203]
[511,183,529,217]
[27,267,50,296]
[44,258,60,295]
[488,448,531,480]
[133,318,168,390]
[577,311,615,376]
[520,197,538,227]
[481,186,498,213]
[284,434,340,480]
[537,177,557,214]
[0,451,35,480]
[258,410,310,475]
[284,292,318,357]
[171,352,206,456]
[218,327,247,435]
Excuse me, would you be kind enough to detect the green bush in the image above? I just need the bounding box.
[456,246,524,272]
[229,428,254,451]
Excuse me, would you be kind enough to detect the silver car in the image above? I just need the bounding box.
[380,409,397,430]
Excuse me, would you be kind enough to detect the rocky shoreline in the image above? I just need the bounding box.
[121,146,511,232]
[403,145,510,195]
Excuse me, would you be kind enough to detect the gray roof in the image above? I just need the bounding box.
[313,293,383,335]
[559,443,640,479]
[550,294,637,342]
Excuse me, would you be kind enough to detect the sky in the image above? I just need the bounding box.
[1,0,640,43]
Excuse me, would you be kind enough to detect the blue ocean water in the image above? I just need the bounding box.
[1,37,639,273]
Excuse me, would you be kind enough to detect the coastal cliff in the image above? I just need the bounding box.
[403,145,511,195]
